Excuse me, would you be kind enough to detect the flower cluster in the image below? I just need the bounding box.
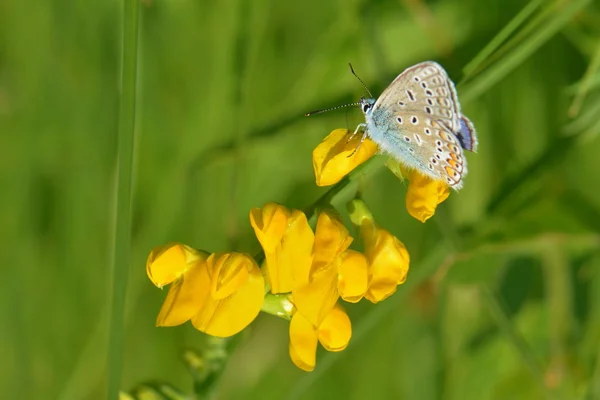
[147,201,408,371]
[146,128,452,371]
[146,245,264,337]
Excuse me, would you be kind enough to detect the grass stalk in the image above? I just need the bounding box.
[481,286,547,391]
[459,0,592,103]
[107,0,140,398]
[568,39,600,117]
[542,242,574,395]
[462,0,545,79]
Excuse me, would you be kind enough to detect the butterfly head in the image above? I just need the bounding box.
[359,97,376,116]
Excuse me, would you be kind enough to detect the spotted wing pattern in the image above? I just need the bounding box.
[366,61,473,189]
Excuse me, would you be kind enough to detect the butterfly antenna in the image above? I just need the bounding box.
[305,102,360,117]
[348,63,373,98]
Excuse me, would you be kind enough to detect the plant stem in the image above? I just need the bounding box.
[107,0,139,398]
[303,155,387,219]
[481,285,547,390]
[542,241,574,395]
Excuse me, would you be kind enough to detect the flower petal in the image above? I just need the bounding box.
[191,253,264,337]
[337,250,368,303]
[292,266,339,326]
[285,210,315,288]
[250,203,290,253]
[156,256,210,327]
[362,220,410,303]
[146,243,206,288]
[318,306,351,352]
[405,170,450,223]
[311,210,353,277]
[251,204,314,294]
[313,129,378,186]
[289,312,318,372]
[208,253,250,300]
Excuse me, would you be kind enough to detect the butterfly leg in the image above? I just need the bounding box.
[347,132,368,158]
[346,123,366,143]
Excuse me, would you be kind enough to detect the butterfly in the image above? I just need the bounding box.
[340,61,478,190]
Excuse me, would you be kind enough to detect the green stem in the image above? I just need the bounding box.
[261,293,294,320]
[462,0,545,79]
[586,343,600,399]
[347,198,374,227]
[542,242,574,395]
[481,285,547,390]
[568,38,600,117]
[107,0,139,398]
[459,0,592,103]
[302,155,387,219]
[186,337,232,398]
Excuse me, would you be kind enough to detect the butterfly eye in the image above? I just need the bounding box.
[362,104,371,113]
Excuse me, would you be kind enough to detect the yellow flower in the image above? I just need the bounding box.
[147,244,264,337]
[250,202,314,294]
[336,250,369,303]
[312,129,378,186]
[292,210,352,324]
[348,199,410,303]
[289,305,351,372]
[309,210,354,278]
[253,207,362,371]
[386,161,450,222]
[146,243,205,289]
[287,210,360,371]
[404,169,450,223]
[361,219,410,303]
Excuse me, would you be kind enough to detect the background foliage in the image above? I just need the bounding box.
[2,0,600,398]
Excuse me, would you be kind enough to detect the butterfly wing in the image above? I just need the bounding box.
[365,61,468,189]
[456,115,478,152]
[375,61,462,132]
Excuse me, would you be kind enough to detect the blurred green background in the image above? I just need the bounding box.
[3,0,600,398]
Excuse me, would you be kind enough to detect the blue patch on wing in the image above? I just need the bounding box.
[456,116,477,152]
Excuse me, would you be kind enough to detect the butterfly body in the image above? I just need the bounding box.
[359,61,477,190]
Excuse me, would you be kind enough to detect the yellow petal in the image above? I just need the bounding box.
[362,221,410,303]
[312,129,378,186]
[289,312,318,372]
[269,210,314,294]
[251,204,314,294]
[156,256,210,327]
[318,306,351,352]
[286,210,316,284]
[405,170,450,223]
[292,266,339,326]
[146,243,206,288]
[337,250,368,303]
[191,253,264,337]
[207,253,250,300]
[249,202,290,252]
[290,210,353,326]
[311,210,353,277]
